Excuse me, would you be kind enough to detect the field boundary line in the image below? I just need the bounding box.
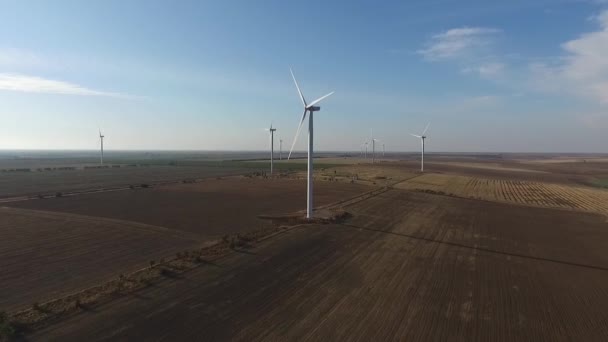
[7,221,307,333]
[0,206,201,241]
[318,186,391,211]
[339,222,608,272]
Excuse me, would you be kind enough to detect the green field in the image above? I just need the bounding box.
[592,178,608,188]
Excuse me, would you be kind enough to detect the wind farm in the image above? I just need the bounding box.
[3,82,608,341]
[2,1,608,341]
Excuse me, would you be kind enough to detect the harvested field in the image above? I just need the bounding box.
[395,173,608,215]
[427,161,547,173]
[8,178,372,238]
[0,207,199,311]
[30,190,608,341]
[399,159,603,186]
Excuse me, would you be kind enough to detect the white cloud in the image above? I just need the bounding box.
[531,10,608,105]
[462,62,505,79]
[0,73,125,97]
[462,95,501,107]
[418,27,500,60]
[0,48,46,68]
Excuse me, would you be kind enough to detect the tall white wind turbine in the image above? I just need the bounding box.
[99,129,105,165]
[287,68,334,219]
[411,122,430,172]
[266,123,277,175]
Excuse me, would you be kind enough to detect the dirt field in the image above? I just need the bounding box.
[8,178,372,238]
[0,207,199,311]
[1,178,371,312]
[30,189,608,341]
[395,173,608,215]
[0,165,251,198]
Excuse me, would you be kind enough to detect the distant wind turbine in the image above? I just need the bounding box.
[279,138,283,160]
[382,143,385,157]
[266,123,277,175]
[411,122,430,172]
[287,68,334,219]
[99,129,105,165]
[370,129,380,164]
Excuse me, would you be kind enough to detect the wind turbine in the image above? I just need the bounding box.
[411,123,430,172]
[266,123,277,175]
[382,143,385,157]
[287,68,334,219]
[370,129,380,164]
[99,129,105,165]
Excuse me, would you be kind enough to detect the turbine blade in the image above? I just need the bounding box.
[422,122,431,135]
[288,109,308,160]
[306,91,334,109]
[290,68,306,107]
[411,133,422,138]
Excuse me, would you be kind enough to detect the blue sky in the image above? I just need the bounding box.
[0,0,607,152]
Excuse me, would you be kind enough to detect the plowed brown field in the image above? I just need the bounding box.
[1,178,372,311]
[9,178,372,238]
[0,207,199,311]
[30,190,608,341]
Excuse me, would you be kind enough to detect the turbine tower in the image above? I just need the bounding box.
[279,138,283,160]
[370,129,380,164]
[99,129,105,165]
[288,68,334,219]
[382,143,385,157]
[266,123,277,175]
[411,123,431,172]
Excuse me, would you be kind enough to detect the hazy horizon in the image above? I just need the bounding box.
[1,149,606,155]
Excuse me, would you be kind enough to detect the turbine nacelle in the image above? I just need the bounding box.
[287,68,334,160]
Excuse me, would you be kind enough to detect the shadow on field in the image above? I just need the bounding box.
[201,259,223,268]
[76,303,99,314]
[339,223,608,272]
[232,248,259,256]
[127,292,153,301]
